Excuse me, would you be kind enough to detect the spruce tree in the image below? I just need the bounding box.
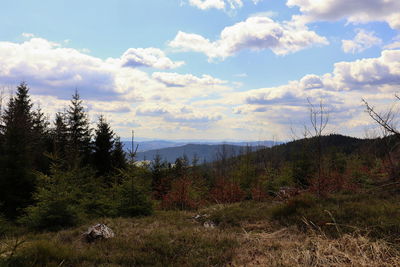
[0,82,36,218]
[66,90,92,167]
[31,105,51,173]
[52,112,69,160]
[111,136,127,172]
[93,115,114,177]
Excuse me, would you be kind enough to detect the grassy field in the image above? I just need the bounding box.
[2,194,400,266]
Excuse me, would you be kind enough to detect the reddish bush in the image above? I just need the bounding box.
[210,178,246,204]
[161,177,199,210]
[251,184,268,201]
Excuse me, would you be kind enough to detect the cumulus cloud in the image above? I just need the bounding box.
[287,0,400,29]
[0,37,211,102]
[169,16,328,60]
[151,72,231,98]
[342,29,382,54]
[0,38,121,100]
[230,49,400,135]
[331,49,400,90]
[0,35,232,137]
[120,48,184,69]
[135,104,222,125]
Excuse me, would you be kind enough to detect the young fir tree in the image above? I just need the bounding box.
[52,112,69,160]
[111,136,127,173]
[0,82,36,218]
[31,105,51,173]
[93,115,114,177]
[66,90,92,167]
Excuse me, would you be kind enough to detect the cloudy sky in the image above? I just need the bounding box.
[1,0,400,141]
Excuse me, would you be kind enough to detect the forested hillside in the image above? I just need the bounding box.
[1,83,400,266]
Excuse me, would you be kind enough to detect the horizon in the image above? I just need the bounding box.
[1,0,399,140]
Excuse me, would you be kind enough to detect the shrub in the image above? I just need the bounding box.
[161,176,207,210]
[20,166,87,230]
[114,167,153,217]
[210,178,246,204]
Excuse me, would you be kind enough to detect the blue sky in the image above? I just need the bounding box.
[0,0,400,140]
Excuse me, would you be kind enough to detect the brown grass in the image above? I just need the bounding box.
[1,207,400,266]
[233,226,400,266]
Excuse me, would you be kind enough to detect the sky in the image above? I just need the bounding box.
[0,0,399,141]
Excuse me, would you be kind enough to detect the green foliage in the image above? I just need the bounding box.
[66,90,92,167]
[0,83,40,219]
[93,115,114,177]
[111,136,127,172]
[271,193,318,223]
[114,167,154,217]
[265,165,294,194]
[21,164,87,230]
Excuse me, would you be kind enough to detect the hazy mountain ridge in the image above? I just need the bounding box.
[132,143,276,163]
[122,140,280,153]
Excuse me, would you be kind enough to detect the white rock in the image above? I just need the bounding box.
[203,221,216,229]
[83,223,115,242]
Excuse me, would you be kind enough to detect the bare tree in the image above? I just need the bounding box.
[307,99,329,196]
[363,97,400,180]
[128,130,139,163]
[288,99,330,193]
[362,98,400,139]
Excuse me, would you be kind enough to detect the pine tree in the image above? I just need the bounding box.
[93,115,114,177]
[0,82,36,218]
[66,90,92,167]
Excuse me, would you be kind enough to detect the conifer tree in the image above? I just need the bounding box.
[0,82,36,218]
[52,112,69,160]
[31,105,51,173]
[66,90,92,167]
[111,136,127,172]
[93,115,114,176]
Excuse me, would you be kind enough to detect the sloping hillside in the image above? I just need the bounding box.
[135,144,258,163]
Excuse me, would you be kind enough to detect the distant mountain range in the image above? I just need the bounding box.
[121,140,280,163]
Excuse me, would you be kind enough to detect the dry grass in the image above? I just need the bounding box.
[233,226,400,266]
[1,207,400,266]
[1,211,238,266]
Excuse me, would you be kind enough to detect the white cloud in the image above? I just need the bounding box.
[135,103,223,125]
[287,0,400,29]
[189,0,226,10]
[384,35,400,50]
[342,29,382,54]
[120,48,184,69]
[384,42,400,50]
[22,33,35,38]
[230,49,400,136]
[0,35,233,138]
[188,0,261,10]
[152,72,226,87]
[169,16,328,60]
[151,72,231,99]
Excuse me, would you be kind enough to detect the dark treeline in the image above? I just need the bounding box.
[0,82,399,232]
[0,83,151,230]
